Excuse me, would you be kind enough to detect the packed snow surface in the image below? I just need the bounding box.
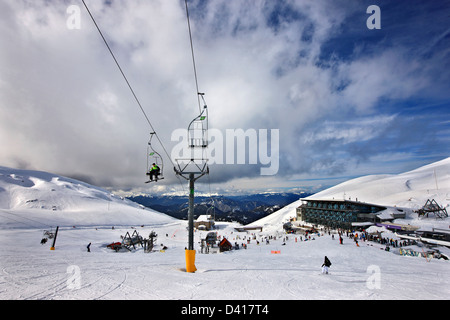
[0,161,449,300]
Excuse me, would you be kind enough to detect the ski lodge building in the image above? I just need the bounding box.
[194,215,215,231]
[296,198,406,229]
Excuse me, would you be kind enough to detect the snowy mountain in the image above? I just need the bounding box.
[253,157,450,232]
[0,166,174,228]
[128,192,309,224]
[310,157,450,208]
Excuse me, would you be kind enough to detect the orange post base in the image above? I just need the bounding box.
[185,249,197,273]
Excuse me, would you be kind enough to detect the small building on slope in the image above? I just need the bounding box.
[194,215,215,231]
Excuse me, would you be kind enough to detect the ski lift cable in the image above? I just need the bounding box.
[0,210,78,239]
[0,211,83,242]
[184,0,203,114]
[81,0,154,132]
[0,210,53,229]
[81,0,183,185]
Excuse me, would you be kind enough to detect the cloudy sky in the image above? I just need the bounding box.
[0,0,449,196]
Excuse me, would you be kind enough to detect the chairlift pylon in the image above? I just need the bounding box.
[174,93,209,176]
[146,132,164,183]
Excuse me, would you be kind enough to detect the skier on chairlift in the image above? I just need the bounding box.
[148,163,160,182]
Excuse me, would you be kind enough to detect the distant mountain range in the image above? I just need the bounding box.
[127,192,312,224]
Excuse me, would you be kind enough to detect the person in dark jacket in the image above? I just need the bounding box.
[321,256,331,274]
[87,242,91,252]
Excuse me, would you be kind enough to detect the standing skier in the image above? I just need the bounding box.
[87,242,91,252]
[321,256,331,274]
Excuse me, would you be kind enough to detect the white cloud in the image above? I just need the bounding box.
[0,0,448,194]
[303,115,397,145]
[338,49,431,113]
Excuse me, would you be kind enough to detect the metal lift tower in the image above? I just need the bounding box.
[174,97,209,272]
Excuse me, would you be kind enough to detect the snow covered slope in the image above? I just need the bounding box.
[0,166,174,228]
[253,158,450,232]
[248,198,304,231]
[0,163,448,301]
[310,157,450,209]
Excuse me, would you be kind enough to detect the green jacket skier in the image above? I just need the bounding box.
[149,163,160,181]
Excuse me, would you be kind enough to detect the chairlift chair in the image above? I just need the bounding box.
[43,229,54,239]
[206,205,215,220]
[146,132,164,183]
[188,94,208,149]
